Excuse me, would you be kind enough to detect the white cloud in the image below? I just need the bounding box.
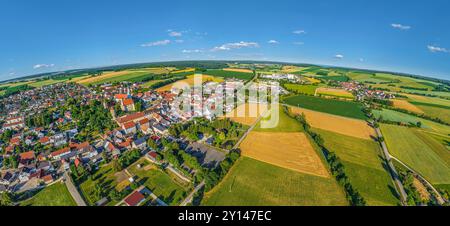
[293,30,306,34]
[175,39,184,43]
[391,23,411,30]
[33,64,55,69]
[168,31,182,37]
[268,40,279,44]
[293,42,304,45]
[141,40,171,47]
[211,41,259,51]
[334,54,344,59]
[182,49,203,53]
[427,45,449,53]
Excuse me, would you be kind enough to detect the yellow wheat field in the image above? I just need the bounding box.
[290,107,376,140]
[392,99,424,114]
[156,74,224,92]
[240,131,330,178]
[221,103,268,125]
[223,68,253,73]
[315,87,354,98]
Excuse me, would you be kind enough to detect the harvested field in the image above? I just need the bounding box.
[290,107,376,140]
[305,77,321,84]
[223,68,253,73]
[413,178,431,201]
[240,131,330,178]
[76,71,132,85]
[392,99,424,114]
[155,74,223,92]
[316,87,354,99]
[222,103,268,125]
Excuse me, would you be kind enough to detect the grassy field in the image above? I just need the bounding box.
[314,128,399,205]
[410,102,450,124]
[203,69,254,81]
[79,163,122,205]
[21,182,76,206]
[316,87,354,99]
[284,84,319,95]
[253,105,303,132]
[202,157,348,206]
[127,158,190,205]
[290,107,376,140]
[284,95,366,120]
[380,124,450,185]
[28,79,64,87]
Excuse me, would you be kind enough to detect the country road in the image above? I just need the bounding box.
[232,107,269,150]
[63,171,87,206]
[180,181,205,206]
[375,128,408,205]
[389,155,446,205]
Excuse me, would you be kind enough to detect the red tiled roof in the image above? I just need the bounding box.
[39,136,50,143]
[51,147,70,157]
[42,174,54,182]
[123,121,136,129]
[122,98,134,106]
[117,112,145,124]
[20,151,35,160]
[148,152,158,159]
[115,94,128,99]
[10,137,20,144]
[139,118,149,125]
[124,191,145,206]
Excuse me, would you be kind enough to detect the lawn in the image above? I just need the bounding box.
[79,163,120,205]
[202,157,348,206]
[21,182,76,206]
[284,95,366,120]
[380,124,450,184]
[315,128,399,205]
[253,105,303,132]
[203,69,254,81]
[127,158,190,205]
[284,83,319,95]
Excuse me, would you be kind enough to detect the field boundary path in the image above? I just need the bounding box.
[375,128,408,205]
[390,156,446,205]
[180,181,205,206]
[63,171,87,206]
[232,108,269,150]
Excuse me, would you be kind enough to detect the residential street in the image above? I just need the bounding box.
[180,181,205,206]
[63,171,87,206]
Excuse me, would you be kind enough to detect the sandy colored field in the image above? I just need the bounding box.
[156,74,224,92]
[222,103,268,125]
[305,77,321,84]
[240,131,330,178]
[413,178,430,201]
[290,107,375,140]
[223,68,253,73]
[172,68,195,73]
[316,87,354,98]
[76,71,132,85]
[281,66,305,73]
[392,99,424,114]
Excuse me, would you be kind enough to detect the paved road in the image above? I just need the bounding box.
[64,171,87,206]
[375,128,408,205]
[390,155,446,205]
[180,181,205,206]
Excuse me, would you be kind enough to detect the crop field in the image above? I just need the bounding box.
[284,83,319,95]
[28,79,64,88]
[240,131,330,177]
[391,99,424,113]
[289,107,375,140]
[155,74,223,92]
[222,103,268,125]
[414,103,450,124]
[203,69,254,81]
[76,70,150,85]
[305,77,321,84]
[380,124,450,184]
[347,72,396,83]
[315,87,354,99]
[253,105,303,132]
[223,68,253,73]
[21,182,76,206]
[319,75,349,82]
[281,66,306,73]
[284,95,366,120]
[128,158,190,205]
[202,157,348,206]
[314,128,399,205]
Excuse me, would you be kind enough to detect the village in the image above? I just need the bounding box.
[0,77,250,206]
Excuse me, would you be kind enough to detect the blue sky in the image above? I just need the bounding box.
[1,0,450,81]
